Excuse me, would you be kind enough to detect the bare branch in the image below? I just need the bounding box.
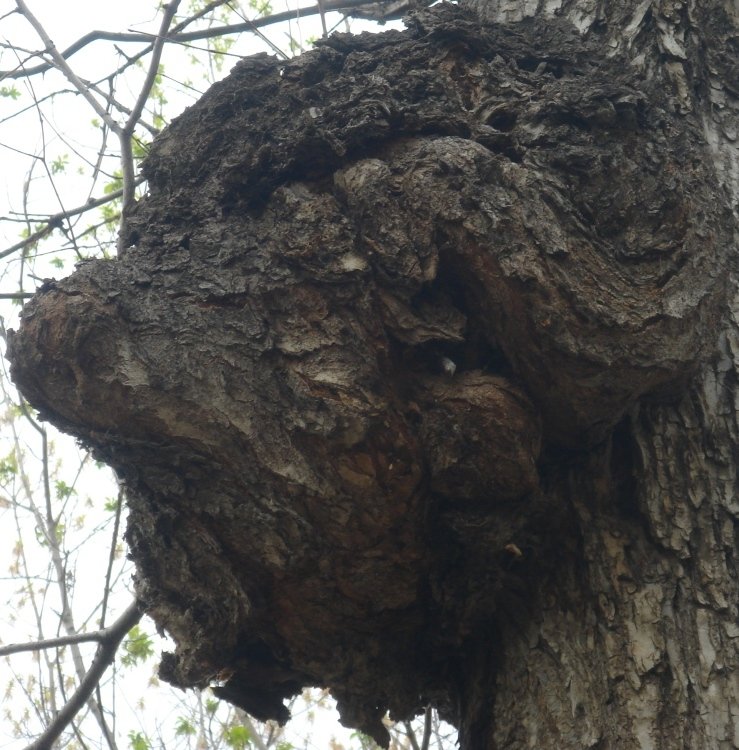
[2,0,426,79]
[100,488,125,629]
[86,81,160,136]
[14,0,121,133]
[236,710,269,750]
[227,5,290,60]
[120,0,181,218]
[404,721,421,750]
[127,0,180,130]
[0,630,107,657]
[317,0,329,37]
[25,413,121,747]
[24,601,142,750]
[0,178,141,261]
[420,706,432,750]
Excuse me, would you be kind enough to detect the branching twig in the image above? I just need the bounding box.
[14,0,169,255]
[0,629,110,657]
[404,720,421,750]
[120,0,180,222]
[100,488,125,629]
[2,0,424,79]
[24,600,142,750]
[317,0,329,37]
[227,3,290,60]
[14,0,121,133]
[0,178,142,261]
[403,706,432,750]
[420,705,432,750]
[236,710,269,750]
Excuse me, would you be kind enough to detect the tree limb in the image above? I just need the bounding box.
[14,0,121,133]
[420,705,432,750]
[2,0,427,80]
[404,721,421,750]
[24,600,142,750]
[100,489,125,629]
[121,0,180,215]
[0,608,138,656]
[236,710,269,750]
[0,178,141,261]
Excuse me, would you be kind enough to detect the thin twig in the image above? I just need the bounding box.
[33,407,120,747]
[120,0,180,222]
[227,3,290,60]
[404,720,421,750]
[0,630,108,658]
[317,0,329,36]
[100,488,125,629]
[2,0,422,79]
[25,601,142,750]
[0,178,141,261]
[126,0,180,134]
[235,710,269,750]
[42,0,235,102]
[86,81,160,136]
[420,705,432,750]
[14,0,121,133]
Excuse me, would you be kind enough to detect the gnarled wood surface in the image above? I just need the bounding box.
[8,5,737,748]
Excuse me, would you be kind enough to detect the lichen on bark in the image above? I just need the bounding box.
[7,4,734,747]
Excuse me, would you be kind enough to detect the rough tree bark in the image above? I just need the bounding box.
[7,2,739,748]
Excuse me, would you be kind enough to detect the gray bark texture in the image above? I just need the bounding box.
[7,1,739,748]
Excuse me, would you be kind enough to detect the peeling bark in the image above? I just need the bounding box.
[7,3,739,748]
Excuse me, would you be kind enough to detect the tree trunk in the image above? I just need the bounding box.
[7,2,738,748]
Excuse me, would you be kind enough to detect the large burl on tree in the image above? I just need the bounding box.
[7,5,739,749]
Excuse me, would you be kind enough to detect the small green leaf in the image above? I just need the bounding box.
[55,480,75,500]
[104,496,120,512]
[51,154,69,174]
[0,450,18,481]
[34,523,65,547]
[224,725,251,749]
[121,625,155,667]
[104,172,124,194]
[249,0,272,15]
[175,717,196,736]
[0,85,20,99]
[128,731,150,750]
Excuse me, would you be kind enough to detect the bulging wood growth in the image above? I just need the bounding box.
[7,5,737,748]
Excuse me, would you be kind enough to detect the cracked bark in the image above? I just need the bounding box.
[7,3,739,748]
